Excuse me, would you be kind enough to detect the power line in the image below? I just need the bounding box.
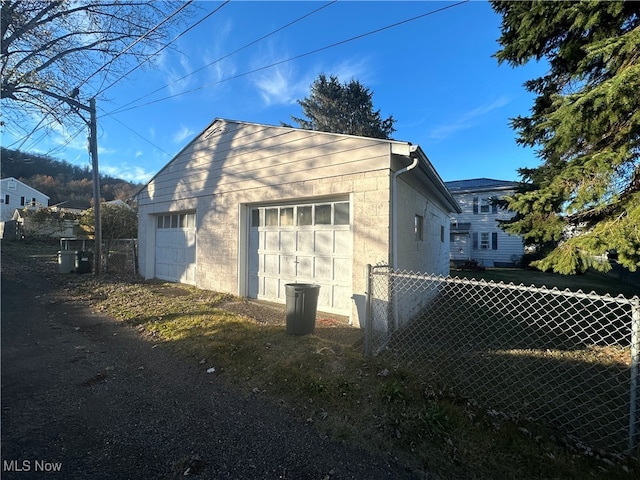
[108,1,337,116]
[8,1,205,154]
[105,111,173,157]
[86,1,195,94]
[95,1,230,98]
[108,0,469,116]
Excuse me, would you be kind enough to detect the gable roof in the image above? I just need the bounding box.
[0,177,50,199]
[138,118,460,213]
[444,178,519,194]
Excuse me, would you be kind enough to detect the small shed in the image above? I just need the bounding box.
[136,119,460,327]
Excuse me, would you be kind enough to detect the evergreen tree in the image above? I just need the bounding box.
[289,74,395,139]
[491,0,640,274]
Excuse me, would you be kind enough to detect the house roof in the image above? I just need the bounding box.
[0,177,50,199]
[138,118,461,213]
[444,178,519,194]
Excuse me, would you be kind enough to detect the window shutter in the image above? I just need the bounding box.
[492,232,498,250]
[472,232,478,250]
[473,197,478,214]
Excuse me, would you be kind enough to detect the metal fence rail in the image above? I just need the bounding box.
[364,265,640,454]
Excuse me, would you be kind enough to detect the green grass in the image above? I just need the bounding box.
[451,267,639,298]
[3,240,639,479]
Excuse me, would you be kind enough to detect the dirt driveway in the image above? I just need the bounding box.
[1,265,419,479]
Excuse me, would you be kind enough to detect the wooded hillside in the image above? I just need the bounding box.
[1,148,142,208]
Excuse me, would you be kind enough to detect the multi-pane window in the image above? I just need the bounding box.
[251,201,350,228]
[480,232,490,249]
[157,212,195,229]
[480,198,490,213]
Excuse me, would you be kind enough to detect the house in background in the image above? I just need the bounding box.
[445,178,524,268]
[0,177,49,221]
[136,118,460,327]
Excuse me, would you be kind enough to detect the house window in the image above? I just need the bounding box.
[4,194,9,204]
[480,232,490,249]
[440,225,445,243]
[414,215,424,241]
[20,197,25,206]
[7,180,16,190]
[480,198,490,213]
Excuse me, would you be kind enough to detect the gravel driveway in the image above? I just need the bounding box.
[1,258,421,479]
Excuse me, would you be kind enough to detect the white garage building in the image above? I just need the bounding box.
[136,119,460,327]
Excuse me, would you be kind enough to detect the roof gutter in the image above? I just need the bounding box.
[391,144,419,270]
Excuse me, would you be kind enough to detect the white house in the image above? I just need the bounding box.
[0,177,49,221]
[445,178,524,267]
[136,119,460,327]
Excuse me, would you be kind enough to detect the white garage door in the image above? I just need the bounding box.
[155,212,196,285]
[249,201,352,315]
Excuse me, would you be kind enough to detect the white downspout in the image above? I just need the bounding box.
[391,146,418,330]
[391,147,419,270]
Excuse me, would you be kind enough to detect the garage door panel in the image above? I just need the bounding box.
[335,230,350,251]
[314,256,332,280]
[297,255,313,277]
[265,254,279,273]
[297,231,314,253]
[265,231,279,250]
[248,202,352,315]
[280,254,296,276]
[334,257,351,282]
[315,230,333,254]
[155,213,196,285]
[280,231,296,252]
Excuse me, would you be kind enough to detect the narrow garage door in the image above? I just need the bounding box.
[248,201,352,315]
[155,212,196,285]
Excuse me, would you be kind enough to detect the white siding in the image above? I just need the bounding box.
[0,178,49,221]
[449,190,524,267]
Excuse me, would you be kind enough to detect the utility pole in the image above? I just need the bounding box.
[89,98,102,275]
[41,90,102,274]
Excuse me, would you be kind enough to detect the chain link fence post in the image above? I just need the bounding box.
[364,264,372,357]
[630,298,640,452]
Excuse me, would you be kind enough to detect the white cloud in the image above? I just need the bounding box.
[428,96,511,142]
[100,164,155,184]
[173,125,195,144]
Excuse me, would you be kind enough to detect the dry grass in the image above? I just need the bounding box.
[3,240,639,479]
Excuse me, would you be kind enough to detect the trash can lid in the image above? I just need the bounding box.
[285,283,320,290]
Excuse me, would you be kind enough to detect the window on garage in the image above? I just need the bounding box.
[251,202,350,228]
[157,213,195,229]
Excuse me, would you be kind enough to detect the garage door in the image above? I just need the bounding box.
[155,212,196,285]
[248,201,352,315]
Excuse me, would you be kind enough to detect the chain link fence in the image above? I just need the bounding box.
[104,238,138,275]
[364,265,640,454]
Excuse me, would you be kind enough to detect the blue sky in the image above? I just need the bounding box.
[6,0,548,185]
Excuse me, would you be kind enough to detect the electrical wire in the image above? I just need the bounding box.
[108,0,469,116]
[95,1,230,98]
[86,1,195,94]
[109,0,337,116]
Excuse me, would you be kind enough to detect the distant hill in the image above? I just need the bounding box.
[1,147,142,209]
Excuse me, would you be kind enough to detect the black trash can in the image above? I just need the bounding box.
[285,283,320,335]
[75,251,92,274]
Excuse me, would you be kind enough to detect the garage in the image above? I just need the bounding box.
[248,200,352,315]
[155,212,196,284]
